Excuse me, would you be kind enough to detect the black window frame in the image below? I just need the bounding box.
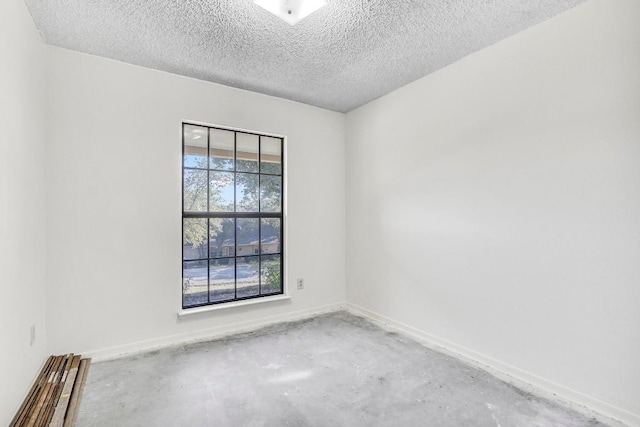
[181,122,285,309]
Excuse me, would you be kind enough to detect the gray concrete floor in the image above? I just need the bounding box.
[77,311,609,426]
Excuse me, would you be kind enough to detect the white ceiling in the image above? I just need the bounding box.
[25,0,585,113]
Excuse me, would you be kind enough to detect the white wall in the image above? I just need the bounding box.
[0,0,48,424]
[45,47,346,358]
[346,0,640,423]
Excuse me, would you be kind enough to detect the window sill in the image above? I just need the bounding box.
[178,294,291,318]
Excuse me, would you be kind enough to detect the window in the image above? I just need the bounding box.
[182,123,284,309]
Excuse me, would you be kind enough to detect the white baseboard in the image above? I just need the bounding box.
[346,303,639,427]
[84,302,345,362]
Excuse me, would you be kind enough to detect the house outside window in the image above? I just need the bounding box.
[182,123,284,308]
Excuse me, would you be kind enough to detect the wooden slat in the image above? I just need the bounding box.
[38,354,69,427]
[38,355,67,427]
[12,357,53,427]
[25,355,61,427]
[49,356,81,427]
[26,355,63,427]
[9,356,54,427]
[36,355,62,427]
[63,358,91,427]
[38,354,73,427]
[12,354,90,427]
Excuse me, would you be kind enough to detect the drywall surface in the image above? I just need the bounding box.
[45,47,346,358]
[346,0,640,423]
[0,0,48,424]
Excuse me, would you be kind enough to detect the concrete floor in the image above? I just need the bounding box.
[77,311,610,427]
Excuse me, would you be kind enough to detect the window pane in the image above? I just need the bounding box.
[183,169,208,212]
[261,255,281,294]
[183,218,208,260]
[183,125,208,168]
[209,218,235,258]
[260,175,281,212]
[182,123,284,309]
[183,260,208,307]
[260,136,282,175]
[209,128,234,171]
[236,218,259,256]
[209,258,235,303]
[236,173,259,212]
[237,256,259,298]
[210,171,234,212]
[260,218,281,254]
[236,133,258,173]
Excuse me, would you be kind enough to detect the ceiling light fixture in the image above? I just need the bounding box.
[254,0,328,25]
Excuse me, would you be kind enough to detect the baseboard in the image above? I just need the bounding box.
[346,303,639,427]
[84,302,346,362]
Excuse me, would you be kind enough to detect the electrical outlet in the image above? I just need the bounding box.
[297,278,304,290]
[30,324,36,346]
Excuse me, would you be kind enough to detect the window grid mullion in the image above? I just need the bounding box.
[234,131,238,300]
[206,129,211,304]
[258,136,262,295]
[279,138,284,294]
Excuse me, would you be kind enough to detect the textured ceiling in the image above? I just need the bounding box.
[25,0,586,113]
